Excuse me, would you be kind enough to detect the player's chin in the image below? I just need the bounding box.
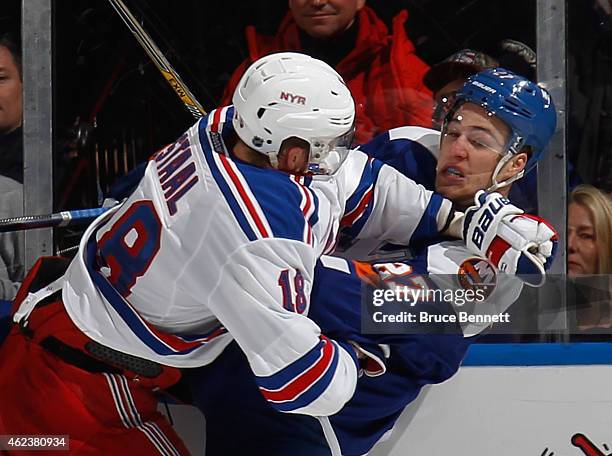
[436,182,469,203]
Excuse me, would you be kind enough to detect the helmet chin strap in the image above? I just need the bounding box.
[268,151,280,169]
[486,151,525,193]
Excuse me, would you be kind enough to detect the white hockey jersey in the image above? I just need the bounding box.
[60,107,453,416]
[336,126,441,263]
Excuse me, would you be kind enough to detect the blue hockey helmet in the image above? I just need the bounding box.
[447,68,557,186]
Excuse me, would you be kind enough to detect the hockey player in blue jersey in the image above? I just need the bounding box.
[186,68,559,456]
[0,51,555,454]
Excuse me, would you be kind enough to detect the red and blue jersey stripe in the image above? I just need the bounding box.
[410,193,445,245]
[198,107,271,241]
[340,157,384,238]
[255,335,355,412]
[197,107,319,245]
[86,236,227,357]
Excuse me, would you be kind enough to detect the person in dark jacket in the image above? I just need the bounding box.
[0,32,23,300]
[0,32,23,183]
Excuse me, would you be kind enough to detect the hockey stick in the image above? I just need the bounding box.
[0,208,111,233]
[571,433,607,456]
[107,0,206,119]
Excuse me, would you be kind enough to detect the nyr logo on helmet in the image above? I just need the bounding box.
[472,80,496,94]
[280,92,306,105]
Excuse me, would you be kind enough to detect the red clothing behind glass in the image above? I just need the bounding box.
[220,6,433,144]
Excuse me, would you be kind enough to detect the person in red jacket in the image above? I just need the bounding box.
[220,0,433,144]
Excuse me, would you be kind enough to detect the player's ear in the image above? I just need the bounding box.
[357,0,366,10]
[279,148,307,173]
[511,152,528,173]
[278,137,310,173]
[500,152,528,181]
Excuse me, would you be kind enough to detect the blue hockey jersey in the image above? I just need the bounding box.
[187,243,524,456]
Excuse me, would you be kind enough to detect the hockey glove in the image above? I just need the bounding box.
[463,191,558,286]
[349,342,390,378]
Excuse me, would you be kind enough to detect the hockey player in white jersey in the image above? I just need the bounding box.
[187,68,559,456]
[0,52,554,454]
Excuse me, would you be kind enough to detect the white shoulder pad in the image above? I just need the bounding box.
[388,126,441,159]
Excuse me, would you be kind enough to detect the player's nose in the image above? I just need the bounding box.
[449,136,469,159]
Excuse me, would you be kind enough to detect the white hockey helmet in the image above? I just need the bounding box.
[232,52,355,175]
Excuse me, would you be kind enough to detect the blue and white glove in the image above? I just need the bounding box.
[463,191,558,286]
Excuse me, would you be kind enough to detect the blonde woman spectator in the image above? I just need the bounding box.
[568,185,612,330]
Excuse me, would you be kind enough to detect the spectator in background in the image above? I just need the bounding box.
[424,49,499,130]
[0,32,23,183]
[568,185,612,330]
[220,0,433,143]
[424,41,536,131]
[0,175,23,301]
[0,31,23,301]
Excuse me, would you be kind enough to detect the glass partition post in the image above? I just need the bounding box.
[536,0,568,340]
[21,0,54,270]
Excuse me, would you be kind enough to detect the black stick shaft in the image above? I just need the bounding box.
[107,0,206,119]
